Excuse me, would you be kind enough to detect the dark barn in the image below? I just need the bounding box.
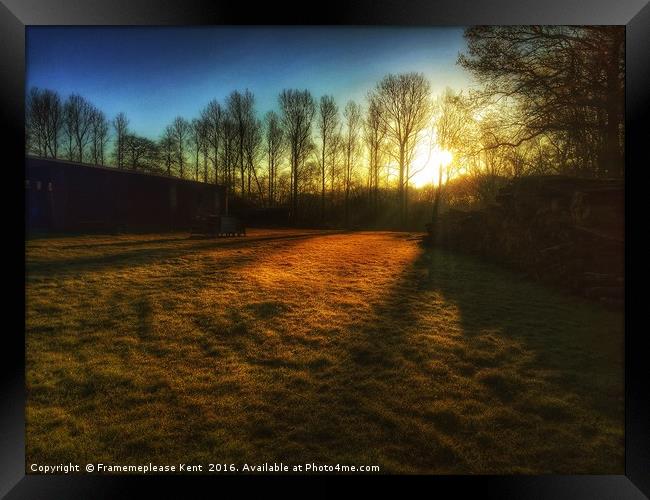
[25,157,227,233]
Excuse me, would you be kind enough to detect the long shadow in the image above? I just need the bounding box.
[273,243,624,471]
[34,230,349,347]
[329,248,452,470]
[429,248,623,450]
[58,236,191,250]
[422,248,624,377]
[26,231,347,277]
[230,242,431,468]
[375,247,623,470]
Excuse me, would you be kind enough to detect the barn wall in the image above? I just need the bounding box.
[25,157,226,233]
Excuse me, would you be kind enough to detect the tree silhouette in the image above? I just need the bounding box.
[26,87,62,158]
[244,116,264,202]
[190,118,207,182]
[221,116,238,191]
[201,100,223,184]
[171,116,190,179]
[264,111,285,207]
[343,100,362,227]
[431,89,473,220]
[161,125,176,176]
[90,109,109,166]
[226,90,256,196]
[63,94,95,163]
[369,73,432,224]
[124,134,158,171]
[112,112,129,169]
[459,26,624,177]
[279,89,316,222]
[317,95,339,222]
[364,96,386,220]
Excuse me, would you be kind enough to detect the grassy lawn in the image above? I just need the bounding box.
[25,229,624,473]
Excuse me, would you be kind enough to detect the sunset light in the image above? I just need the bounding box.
[410,147,454,188]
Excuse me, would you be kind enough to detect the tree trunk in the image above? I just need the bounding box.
[321,139,326,223]
[292,145,298,224]
[195,148,199,181]
[398,145,405,227]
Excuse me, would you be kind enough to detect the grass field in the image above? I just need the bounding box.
[25,229,624,473]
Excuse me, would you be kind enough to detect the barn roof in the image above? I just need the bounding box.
[26,155,225,189]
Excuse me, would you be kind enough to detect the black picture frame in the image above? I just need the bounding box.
[1,1,647,497]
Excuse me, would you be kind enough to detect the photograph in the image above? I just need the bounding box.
[24,25,625,474]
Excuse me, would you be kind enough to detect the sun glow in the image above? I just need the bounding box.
[410,147,454,188]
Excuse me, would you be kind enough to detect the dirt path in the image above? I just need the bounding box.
[26,230,623,473]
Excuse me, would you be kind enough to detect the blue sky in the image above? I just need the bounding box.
[26,26,473,139]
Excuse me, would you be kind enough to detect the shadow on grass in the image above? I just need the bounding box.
[256,244,624,472]
[135,297,153,339]
[422,248,624,405]
[59,236,192,249]
[25,232,624,472]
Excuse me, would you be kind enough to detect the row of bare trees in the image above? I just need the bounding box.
[26,26,624,227]
[24,76,479,225]
[27,89,110,165]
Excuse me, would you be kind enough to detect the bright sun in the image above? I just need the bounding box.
[410,147,454,188]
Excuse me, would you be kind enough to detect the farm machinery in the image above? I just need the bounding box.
[191,214,246,237]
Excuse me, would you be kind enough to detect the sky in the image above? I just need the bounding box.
[26,26,473,140]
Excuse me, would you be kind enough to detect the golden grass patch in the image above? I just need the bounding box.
[26,229,623,473]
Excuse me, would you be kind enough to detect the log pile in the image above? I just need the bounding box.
[424,175,624,306]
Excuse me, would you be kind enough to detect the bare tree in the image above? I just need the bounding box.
[202,99,223,184]
[369,73,432,225]
[364,96,386,220]
[26,87,62,158]
[431,89,473,221]
[459,26,624,177]
[90,109,109,165]
[112,112,129,168]
[343,100,362,227]
[62,104,75,161]
[124,134,158,171]
[244,117,264,203]
[171,116,190,178]
[317,95,339,222]
[330,125,344,204]
[220,116,238,190]
[26,88,44,157]
[63,94,95,163]
[160,125,176,176]
[264,111,284,206]
[190,118,207,182]
[279,89,316,222]
[226,90,256,197]
[197,117,210,183]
